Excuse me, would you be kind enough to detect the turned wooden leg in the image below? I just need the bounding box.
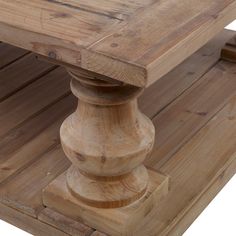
[61,69,155,208]
[43,68,168,235]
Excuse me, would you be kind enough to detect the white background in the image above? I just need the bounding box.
[0,21,236,236]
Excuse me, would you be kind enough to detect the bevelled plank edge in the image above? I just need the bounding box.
[81,49,147,87]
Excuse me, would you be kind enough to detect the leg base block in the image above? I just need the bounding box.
[42,168,169,236]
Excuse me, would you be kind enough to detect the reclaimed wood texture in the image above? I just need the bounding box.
[38,208,94,236]
[0,32,235,235]
[0,1,235,86]
[58,69,156,209]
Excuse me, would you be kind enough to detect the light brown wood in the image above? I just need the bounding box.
[42,56,171,233]
[56,68,160,208]
[139,29,236,118]
[0,145,70,217]
[43,69,169,234]
[0,202,69,236]
[146,60,236,169]
[43,169,168,236]
[0,44,95,235]
[0,1,235,86]
[85,1,236,87]
[135,88,236,235]
[0,95,74,185]
[166,156,236,236]
[38,208,94,236]
[43,36,236,235]
[0,35,236,236]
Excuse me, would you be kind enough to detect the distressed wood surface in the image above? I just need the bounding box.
[0,202,69,236]
[136,83,236,235]
[0,1,235,86]
[0,33,235,235]
[139,29,235,118]
[38,208,94,236]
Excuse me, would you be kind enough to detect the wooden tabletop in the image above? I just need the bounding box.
[0,0,235,87]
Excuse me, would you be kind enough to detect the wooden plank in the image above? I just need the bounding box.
[0,95,76,185]
[0,67,70,137]
[0,53,55,101]
[167,156,236,236]
[0,1,235,86]
[0,0,120,49]
[0,145,70,217]
[145,61,236,168]
[139,30,235,118]
[49,0,156,20]
[0,43,28,69]
[85,0,236,86]
[0,203,70,236]
[38,208,94,236]
[132,82,236,235]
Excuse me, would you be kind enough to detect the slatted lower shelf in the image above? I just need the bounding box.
[0,30,235,236]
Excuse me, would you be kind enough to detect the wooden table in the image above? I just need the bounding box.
[0,1,236,235]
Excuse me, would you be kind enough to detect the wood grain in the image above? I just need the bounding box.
[43,169,169,236]
[0,34,235,235]
[134,90,236,235]
[139,29,235,118]
[0,145,70,217]
[48,0,157,20]
[58,69,157,209]
[0,43,28,69]
[0,53,55,101]
[38,208,94,236]
[0,1,235,86]
[83,0,236,86]
[146,61,236,168]
[0,67,70,137]
[0,95,75,185]
[0,202,69,236]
